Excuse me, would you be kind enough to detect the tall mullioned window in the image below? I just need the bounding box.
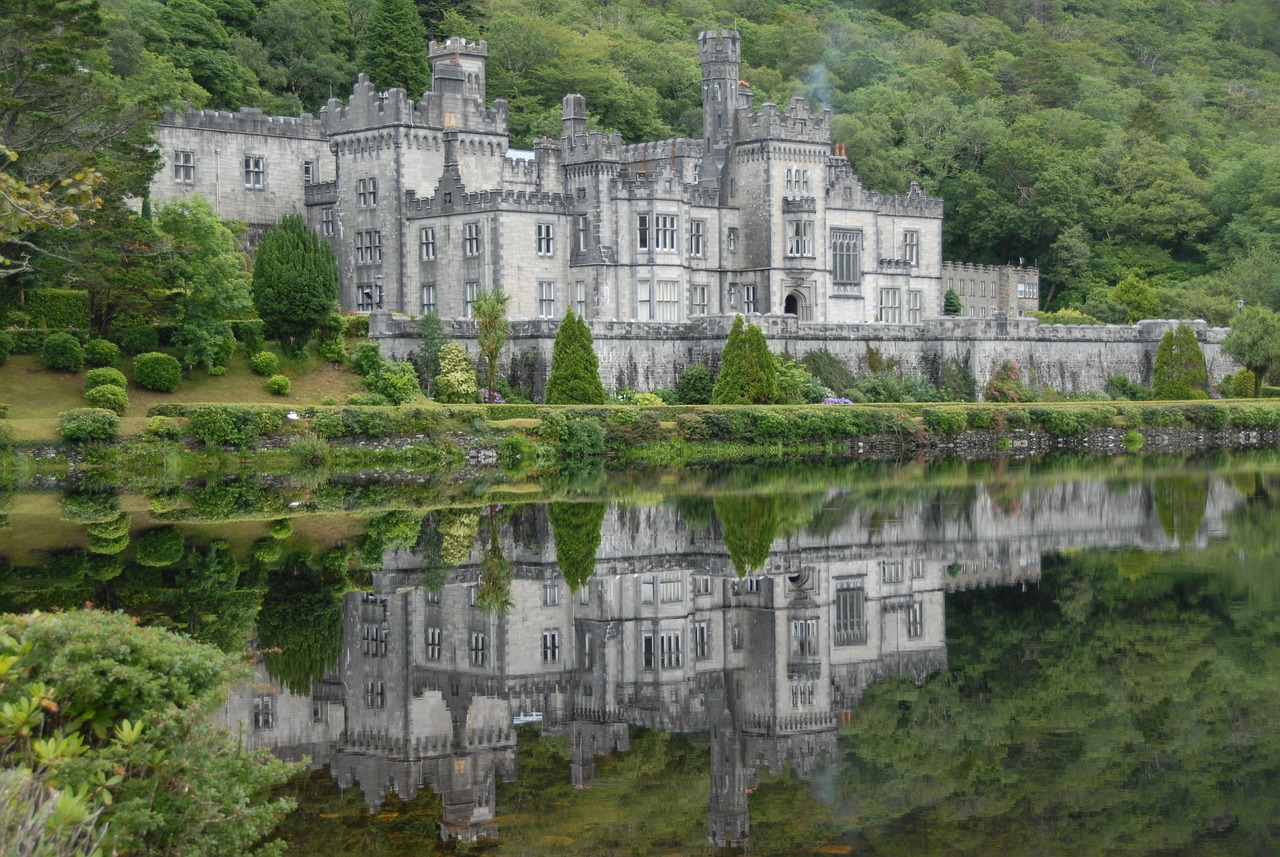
[903,230,920,265]
[243,155,264,189]
[574,281,587,317]
[637,214,650,251]
[907,290,923,323]
[463,222,481,257]
[320,208,334,236]
[354,230,381,265]
[576,216,589,251]
[654,215,677,252]
[356,177,378,207]
[419,227,436,261]
[537,281,556,318]
[831,230,862,292]
[689,220,705,257]
[421,283,436,315]
[655,280,679,321]
[173,150,195,183]
[879,288,901,323]
[536,222,554,256]
[302,160,316,185]
[691,283,708,316]
[743,283,757,314]
[464,281,480,318]
[786,221,814,257]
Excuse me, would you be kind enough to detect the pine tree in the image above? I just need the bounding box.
[1152,324,1207,400]
[943,288,963,316]
[251,214,339,353]
[359,0,431,95]
[712,316,779,404]
[548,501,606,592]
[545,310,606,404]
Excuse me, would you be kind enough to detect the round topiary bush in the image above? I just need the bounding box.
[84,338,121,368]
[42,332,85,372]
[249,351,279,376]
[133,352,182,393]
[119,326,160,355]
[84,384,129,415]
[84,367,127,392]
[60,491,121,523]
[58,408,121,443]
[136,526,186,567]
[267,374,291,395]
[318,338,346,364]
[270,518,293,540]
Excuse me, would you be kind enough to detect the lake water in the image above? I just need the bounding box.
[3,454,1278,854]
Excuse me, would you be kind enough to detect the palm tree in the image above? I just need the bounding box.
[472,287,511,403]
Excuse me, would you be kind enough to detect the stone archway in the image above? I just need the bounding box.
[784,289,811,320]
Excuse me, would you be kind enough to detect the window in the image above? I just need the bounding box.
[537,281,556,318]
[252,695,275,730]
[581,633,594,669]
[790,619,818,657]
[420,227,436,261]
[357,284,375,312]
[637,214,650,251]
[903,230,919,265]
[640,580,655,604]
[689,220,705,257]
[470,631,487,666]
[786,221,814,257]
[659,579,682,602]
[361,622,388,657]
[743,283,757,314]
[173,150,194,183]
[542,630,560,663]
[642,633,655,669]
[655,280,679,321]
[421,283,436,315]
[660,632,682,668]
[638,280,651,320]
[744,577,761,594]
[881,559,904,583]
[692,576,713,596]
[576,215,589,251]
[463,221,481,257]
[731,624,743,651]
[879,288,901,323]
[426,626,441,660]
[574,281,587,317]
[654,215,677,252]
[303,160,316,185]
[244,155,264,189]
[365,681,386,708]
[320,208,334,237]
[357,177,378,207]
[464,281,479,318]
[536,222,554,256]
[1018,282,1038,300]
[907,601,924,639]
[791,681,816,708]
[835,586,867,646]
[692,162,701,183]
[355,230,382,265]
[832,230,862,292]
[693,621,711,660]
[691,283,708,316]
[727,227,738,252]
[784,168,810,193]
[543,581,559,607]
[907,290,923,323]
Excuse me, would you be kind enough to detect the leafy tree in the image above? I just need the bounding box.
[0,151,101,279]
[943,288,963,316]
[414,311,449,396]
[472,286,510,403]
[0,609,299,855]
[156,197,251,371]
[548,501,606,592]
[250,213,338,353]
[434,340,478,403]
[1151,324,1207,400]
[1109,273,1162,323]
[676,362,713,405]
[713,316,778,405]
[545,309,605,404]
[359,0,430,95]
[1222,306,1280,397]
[258,551,346,694]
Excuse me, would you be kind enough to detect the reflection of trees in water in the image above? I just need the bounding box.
[475,511,513,615]
[715,494,780,576]
[259,552,347,695]
[1153,476,1209,544]
[548,501,606,592]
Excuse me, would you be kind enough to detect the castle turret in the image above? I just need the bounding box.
[698,30,741,153]
[430,37,489,103]
[562,94,587,140]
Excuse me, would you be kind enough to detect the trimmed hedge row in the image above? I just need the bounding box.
[312,406,437,439]
[2,329,91,354]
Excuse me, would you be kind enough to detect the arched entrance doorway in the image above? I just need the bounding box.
[784,290,810,320]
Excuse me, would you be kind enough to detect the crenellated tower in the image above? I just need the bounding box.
[429,37,488,103]
[698,30,741,156]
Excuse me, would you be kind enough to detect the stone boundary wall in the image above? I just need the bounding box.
[369,312,1238,398]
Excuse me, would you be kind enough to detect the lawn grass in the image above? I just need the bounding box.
[0,345,367,430]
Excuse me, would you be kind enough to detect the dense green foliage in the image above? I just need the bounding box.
[1152,324,1207,399]
[258,552,347,694]
[433,341,478,403]
[548,501,606,591]
[84,366,127,392]
[83,338,120,368]
[250,214,339,353]
[0,610,299,855]
[250,350,280,376]
[24,289,90,329]
[1222,307,1280,397]
[413,311,449,397]
[360,0,430,94]
[85,383,129,415]
[41,333,85,372]
[58,408,121,443]
[713,316,778,405]
[472,287,511,403]
[133,351,182,392]
[545,310,606,405]
[943,288,962,316]
[675,362,713,404]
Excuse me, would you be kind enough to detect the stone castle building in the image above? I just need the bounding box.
[152,31,1040,325]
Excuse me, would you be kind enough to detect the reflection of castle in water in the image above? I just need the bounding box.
[218,477,1242,845]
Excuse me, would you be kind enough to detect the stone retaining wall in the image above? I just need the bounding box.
[370,312,1238,399]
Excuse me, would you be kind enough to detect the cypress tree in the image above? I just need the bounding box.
[359,0,431,95]
[712,316,779,404]
[251,214,338,353]
[943,288,963,316]
[548,501,606,592]
[1152,323,1207,399]
[545,310,606,404]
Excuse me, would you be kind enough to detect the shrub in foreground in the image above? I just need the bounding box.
[41,332,85,372]
[84,384,129,415]
[133,352,182,392]
[84,338,121,367]
[267,374,291,395]
[59,408,120,443]
[249,350,279,376]
[84,367,127,392]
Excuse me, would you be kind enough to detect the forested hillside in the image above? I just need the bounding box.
[4,0,1280,319]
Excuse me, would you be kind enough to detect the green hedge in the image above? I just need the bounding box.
[25,288,90,329]
[59,408,121,443]
[3,328,90,354]
[311,406,438,439]
[1228,404,1280,429]
[185,405,288,447]
[1027,405,1116,436]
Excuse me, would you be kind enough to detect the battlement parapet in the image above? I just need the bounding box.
[159,106,326,139]
[738,99,833,145]
[782,196,817,213]
[404,187,570,217]
[869,181,944,218]
[321,75,508,137]
[428,37,488,58]
[698,29,741,63]
[942,261,1039,277]
[564,131,625,163]
[619,139,705,165]
[304,180,337,206]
